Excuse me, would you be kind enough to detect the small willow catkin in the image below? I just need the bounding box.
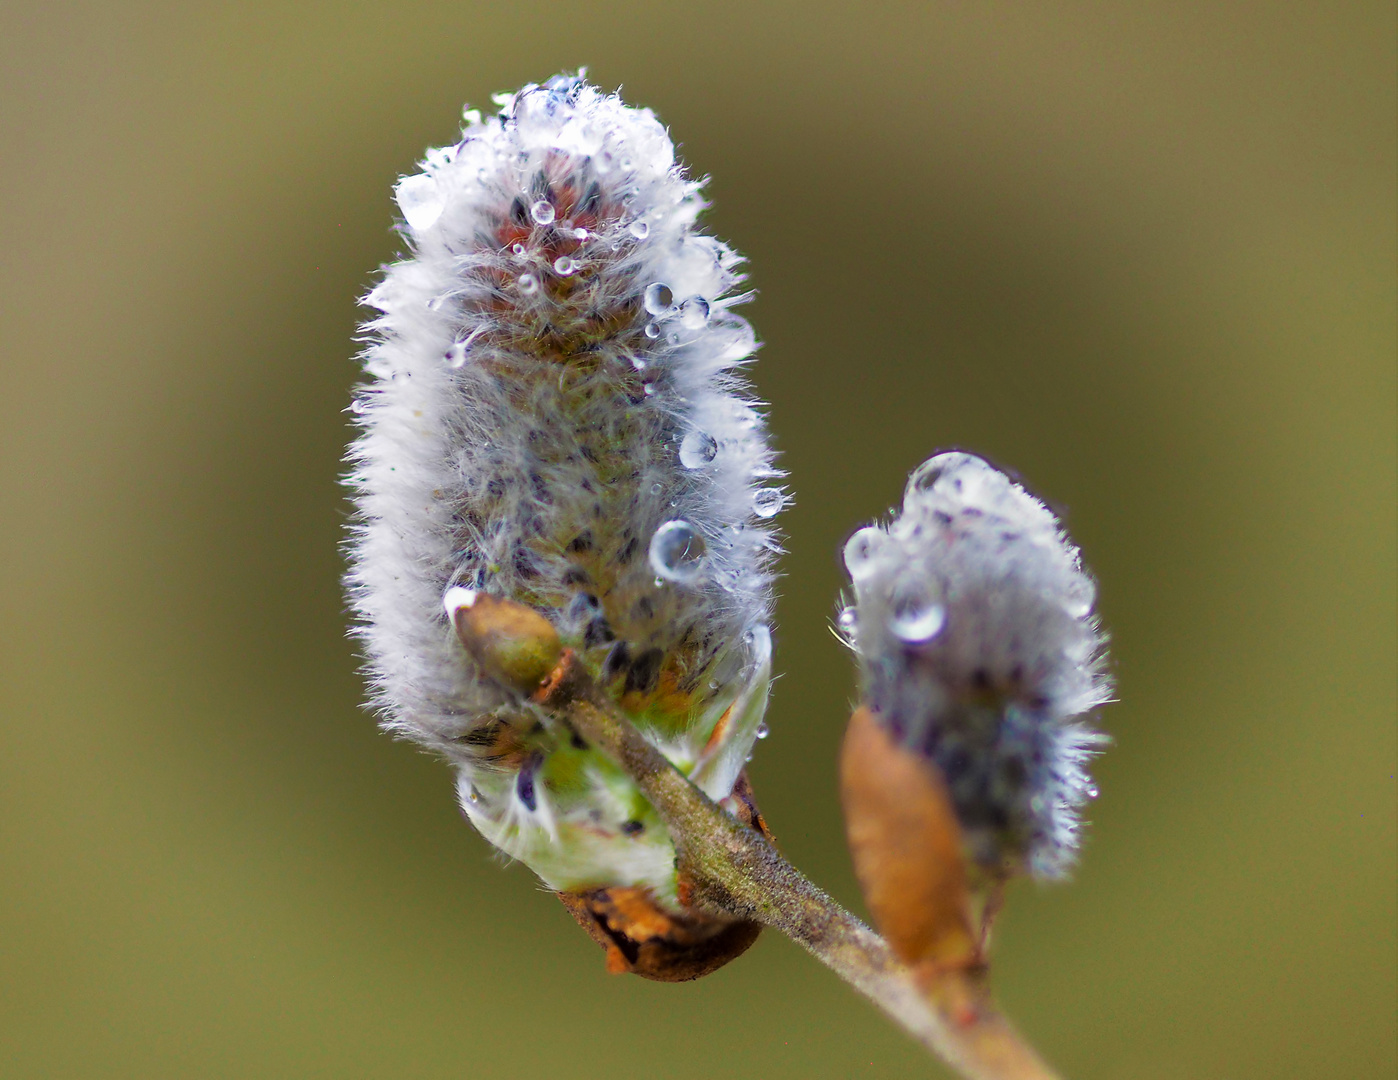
[840,453,1110,879]
[345,75,783,908]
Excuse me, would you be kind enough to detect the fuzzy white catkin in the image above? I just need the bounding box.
[344,75,783,908]
[840,453,1110,879]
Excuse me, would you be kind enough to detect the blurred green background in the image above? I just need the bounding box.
[1,2,1393,1077]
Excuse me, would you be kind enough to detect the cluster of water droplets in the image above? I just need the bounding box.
[637,279,714,346]
[842,453,1098,656]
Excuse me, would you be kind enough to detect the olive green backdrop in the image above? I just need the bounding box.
[1,3,1393,1077]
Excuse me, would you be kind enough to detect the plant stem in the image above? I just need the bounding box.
[559,687,1062,1080]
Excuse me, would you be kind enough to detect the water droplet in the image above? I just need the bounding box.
[679,430,718,469]
[350,399,367,415]
[752,488,785,518]
[630,356,648,370]
[890,595,946,643]
[843,527,885,581]
[649,520,707,584]
[395,174,444,231]
[1064,576,1096,618]
[529,200,555,225]
[666,330,682,345]
[644,321,661,339]
[650,482,663,495]
[553,256,577,275]
[1085,785,1100,800]
[628,220,650,239]
[643,384,656,396]
[755,723,769,740]
[643,282,675,315]
[908,452,995,500]
[836,607,856,632]
[572,227,589,240]
[743,623,772,666]
[910,458,952,495]
[679,297,710,329]
[518,273,539,295]
[512,243,526,256]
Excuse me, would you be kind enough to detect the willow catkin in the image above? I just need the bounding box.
[840,453,1109,879]
[345,75,783,908]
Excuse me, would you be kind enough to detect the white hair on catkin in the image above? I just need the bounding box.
[840,452,1109,879]
[344,74,782,904]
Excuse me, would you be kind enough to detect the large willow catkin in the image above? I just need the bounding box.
[345,75,782,908]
